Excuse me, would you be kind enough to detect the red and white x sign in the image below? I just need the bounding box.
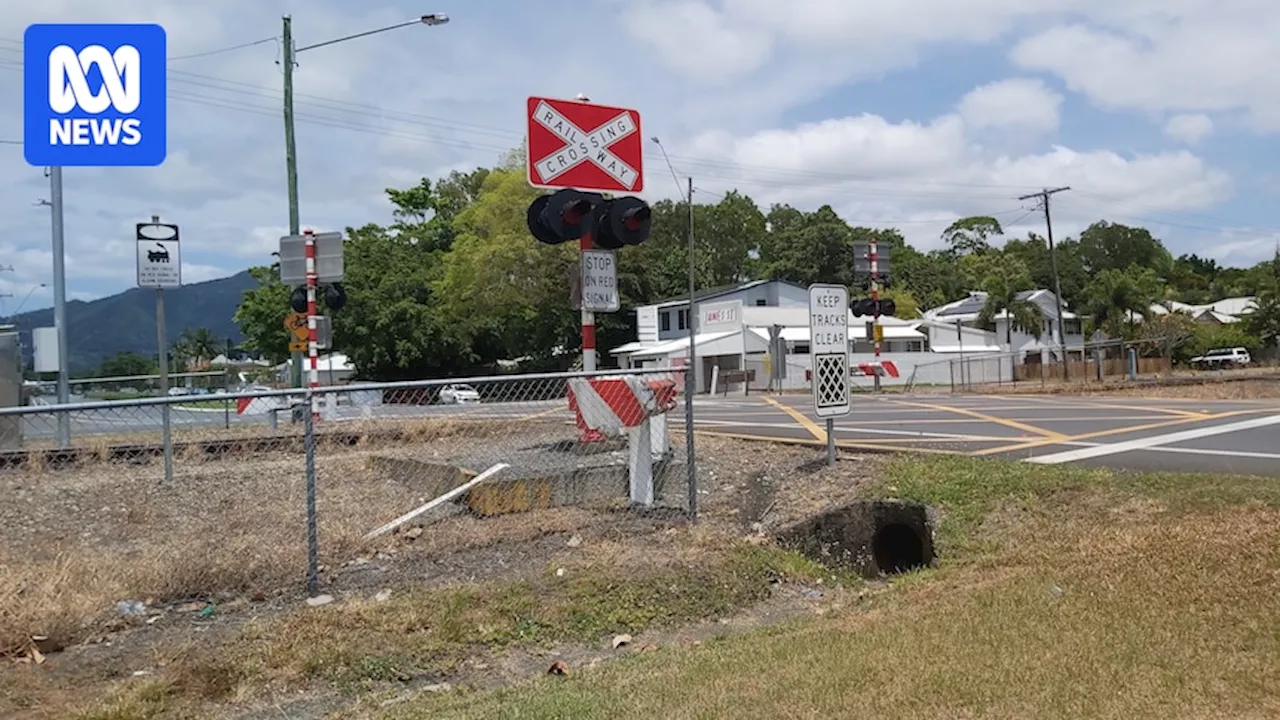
[525,96,644,194]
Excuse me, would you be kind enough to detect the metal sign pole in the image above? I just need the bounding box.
[156,287,172,483]
[870,239,881,393]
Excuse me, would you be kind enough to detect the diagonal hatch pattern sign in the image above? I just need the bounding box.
[526,96,644,194]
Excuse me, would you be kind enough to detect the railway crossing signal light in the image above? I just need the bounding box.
[290,286,307,314]
[526,190,651,249]
[851,298,896,317]
[592,196,652,249]
[527,188,599,245]
[290,283,347,313]
[324,283,347,312]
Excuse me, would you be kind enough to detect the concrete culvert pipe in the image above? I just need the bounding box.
[778,499,937,578]
[871,522,927,575]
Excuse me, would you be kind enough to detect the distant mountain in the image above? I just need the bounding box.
[3,270,257,373]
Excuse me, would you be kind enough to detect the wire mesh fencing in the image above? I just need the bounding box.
[0,368,695,607]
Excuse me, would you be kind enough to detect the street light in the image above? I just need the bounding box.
[280,13,449,235]
[279,13,449,389]
[15,283,48,315]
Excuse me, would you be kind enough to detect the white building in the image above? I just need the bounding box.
[611,280,1004,392]
[1143,296,1256,325]
[922,289,1085,361]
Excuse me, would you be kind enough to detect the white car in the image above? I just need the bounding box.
[439,384,481,405]
[1189,346,1251,369]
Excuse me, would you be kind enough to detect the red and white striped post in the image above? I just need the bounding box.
[581,230,596,372]
[303,228,320,421]
[574,94,597,374]
[870,238,881,393]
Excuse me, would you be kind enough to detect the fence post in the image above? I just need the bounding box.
[1129,347,1137,380]
[223,367,231,430]
[683,368,697,521]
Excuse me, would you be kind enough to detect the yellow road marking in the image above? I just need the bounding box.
[1008,398,1211,419]
[969,408,1270,456]
[692,429,963,455]
[762,396,827,442]
[884,399,1068,441]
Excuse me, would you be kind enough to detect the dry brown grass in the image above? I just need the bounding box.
[0,430,880,718]
[0,450,407,658]
[399,464,1280,720]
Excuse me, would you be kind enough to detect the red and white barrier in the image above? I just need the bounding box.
[856,360,900,378]
[567,375,678,507]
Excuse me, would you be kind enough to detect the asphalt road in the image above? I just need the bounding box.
[14,392,1280,478]
[686,392,1280,478]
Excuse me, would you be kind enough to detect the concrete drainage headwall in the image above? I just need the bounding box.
[778,499,938,578]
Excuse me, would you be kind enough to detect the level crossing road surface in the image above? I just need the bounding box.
[686,393,1280,478]
[18,393,1280,478]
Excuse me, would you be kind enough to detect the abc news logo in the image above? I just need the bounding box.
[48,44,143,147]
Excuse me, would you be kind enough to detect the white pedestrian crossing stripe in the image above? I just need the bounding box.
[531,100,638,189]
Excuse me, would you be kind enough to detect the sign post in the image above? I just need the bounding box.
[808,283,851,465]
[526,94,643,372]
[136,217,181,484]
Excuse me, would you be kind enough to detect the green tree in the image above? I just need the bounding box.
[1002,233,1089,310]
[333,222,472,380]
[976,266,1043,349]
[877,287,921,319]
[232,266,293,366]
[435,169,589,365]
[758,205,855,287]
[941,216,1002,256]
[1078,266,1164,338]
[1242,248,1280,350]
[1078,221,1172,277]
[173,327,222,367]
[98,351,155,377]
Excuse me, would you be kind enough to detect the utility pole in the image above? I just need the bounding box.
[1019,186,1071,381]
[282,15,303,389]
[49,166,71,447]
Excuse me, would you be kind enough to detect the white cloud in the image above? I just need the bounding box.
[1010,4,1280,131]
[1163,114,1214,144]
[957,78,1062,132]
[0,0,1272,315]
[666,108,1232,253]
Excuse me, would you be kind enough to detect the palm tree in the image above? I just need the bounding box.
[173,327,222,370]
[1079,268,1163,339]
[977,274,1045,350]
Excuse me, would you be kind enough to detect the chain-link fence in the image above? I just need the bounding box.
[0,368,693,611]
[934,338,1176,392]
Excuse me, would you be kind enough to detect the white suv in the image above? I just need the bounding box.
[1189,346,1251,369]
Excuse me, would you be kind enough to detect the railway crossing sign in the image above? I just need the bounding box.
[526,96,643,194]
[136,221,180,289]
[808,284,851,418]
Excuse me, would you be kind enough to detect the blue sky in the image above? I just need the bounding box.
[1,0,1278,314]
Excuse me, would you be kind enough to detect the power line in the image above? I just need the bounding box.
[169,36,278,61]
[0,35,279,62]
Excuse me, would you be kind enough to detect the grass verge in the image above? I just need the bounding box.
[55,544,844,718]
[388,456,1280,719]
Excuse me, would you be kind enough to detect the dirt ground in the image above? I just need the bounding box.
[0,432,880,719]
